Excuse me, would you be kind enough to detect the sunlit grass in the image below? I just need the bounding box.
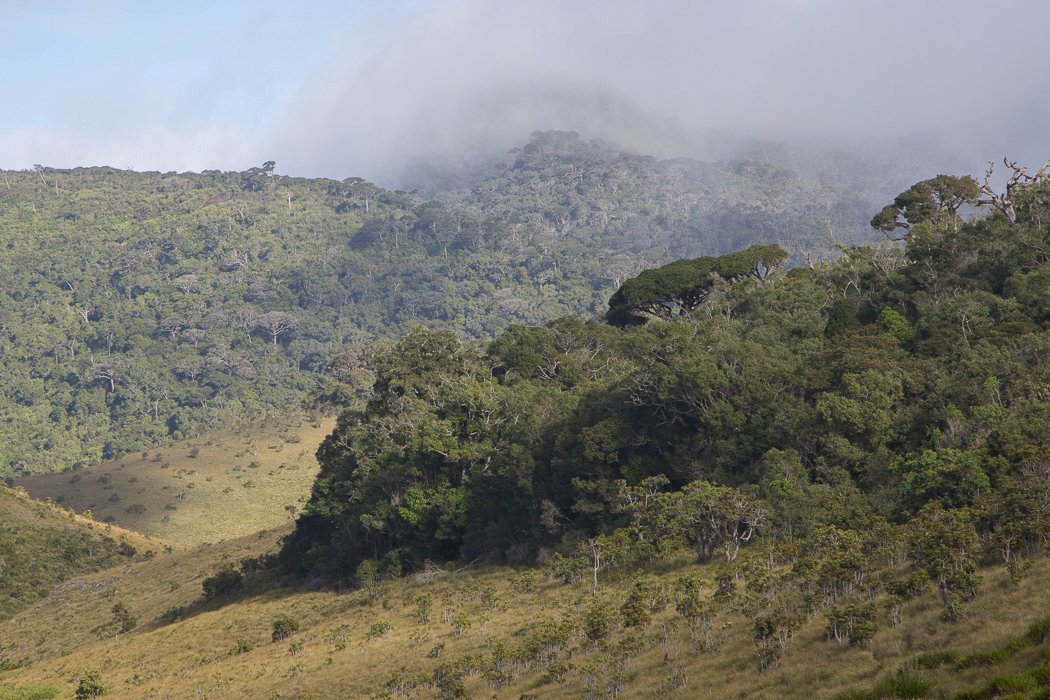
[16,411,334,548]
[1,525,1047,699]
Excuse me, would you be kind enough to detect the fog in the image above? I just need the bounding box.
[3,1,1048,187]
[267,0,1050,188]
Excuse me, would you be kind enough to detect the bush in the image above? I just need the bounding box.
[825,603,877,645]
[74,671,106,699]
[583,602,613,642]
[271,614,300,642]
[870,670,930,699]
[202,567,244,599]
[231,638,255,655]
[111,602,137,633]
[510,570,538,594]
[621,583,652,628]
[415,594,432,624]
[366,621,393,639]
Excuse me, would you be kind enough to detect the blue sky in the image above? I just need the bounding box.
[2,1,1049,183]
[0,0,414,173]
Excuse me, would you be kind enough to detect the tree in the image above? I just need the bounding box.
[871,175,981,236]
[202,567,244,598]
[253,311,297,345]
[607,245,788,325]
[271,614,300,642]
[676,481,769,562]
[979,158,1050,223]
[893,448,989,511]
[907,503,980,620]
[111,602,137,633]
[675,576,721,652]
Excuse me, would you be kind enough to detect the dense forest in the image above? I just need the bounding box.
[285,167,1050,650]
[0,132,875,476]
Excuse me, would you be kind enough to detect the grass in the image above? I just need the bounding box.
[15,411,334,548]
[0,684,60,700]
[0,485,158,620]
[1,525,1049,699]
[5,416,1050,698]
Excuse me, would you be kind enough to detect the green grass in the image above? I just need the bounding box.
[870,670,930,699]
[0,684,60,700]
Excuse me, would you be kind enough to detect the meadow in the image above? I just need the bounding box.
[15,412,334,548]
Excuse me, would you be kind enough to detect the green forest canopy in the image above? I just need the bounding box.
[0,132,875,476]
[284,171,1050,628]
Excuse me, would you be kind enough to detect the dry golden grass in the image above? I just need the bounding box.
[2,525,1048,699]
[15,411,334,548]
[6,416,1049,698]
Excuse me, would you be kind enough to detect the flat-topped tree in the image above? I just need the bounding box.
[606,244,788,326]
[871,174,981,237]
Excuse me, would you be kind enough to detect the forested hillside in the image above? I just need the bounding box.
[0,132,875,476]
[281,169,1050,689]
[3,164,1050,700]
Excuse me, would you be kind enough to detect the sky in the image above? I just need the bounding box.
[2,0,1049,185]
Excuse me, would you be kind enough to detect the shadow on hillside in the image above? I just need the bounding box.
[148,569,366,631]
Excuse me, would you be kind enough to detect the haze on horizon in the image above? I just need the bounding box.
[2,0,1049,188]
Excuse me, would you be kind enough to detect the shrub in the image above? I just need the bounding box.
[450,613,470,636]
[825,603,878,645]
[621,583,651,628]
[74,670,106,699]
[202,567,244,599]
[231,638,255,655]
[272,614,300,642]
[583,601,613,642]
[367,621,393,639]
[356,559,383,602]
[510,570,537,594]
[479,585,498,611]
[125,503,147,515]
[416,594,432,624]
[111,602,137,633]
[324,624,351,650]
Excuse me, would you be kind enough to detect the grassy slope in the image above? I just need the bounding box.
[15,412,334,548]
[1,525,1047,699]
[0,486,158,621]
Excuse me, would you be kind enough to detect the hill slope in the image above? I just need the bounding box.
[0,526,1047,699]
[15,412,334,547]
[0,133,877,476]
[0,485,156,621]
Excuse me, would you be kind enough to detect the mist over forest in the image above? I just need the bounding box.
[4,3,1050,699]
[4,1,1050,190]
